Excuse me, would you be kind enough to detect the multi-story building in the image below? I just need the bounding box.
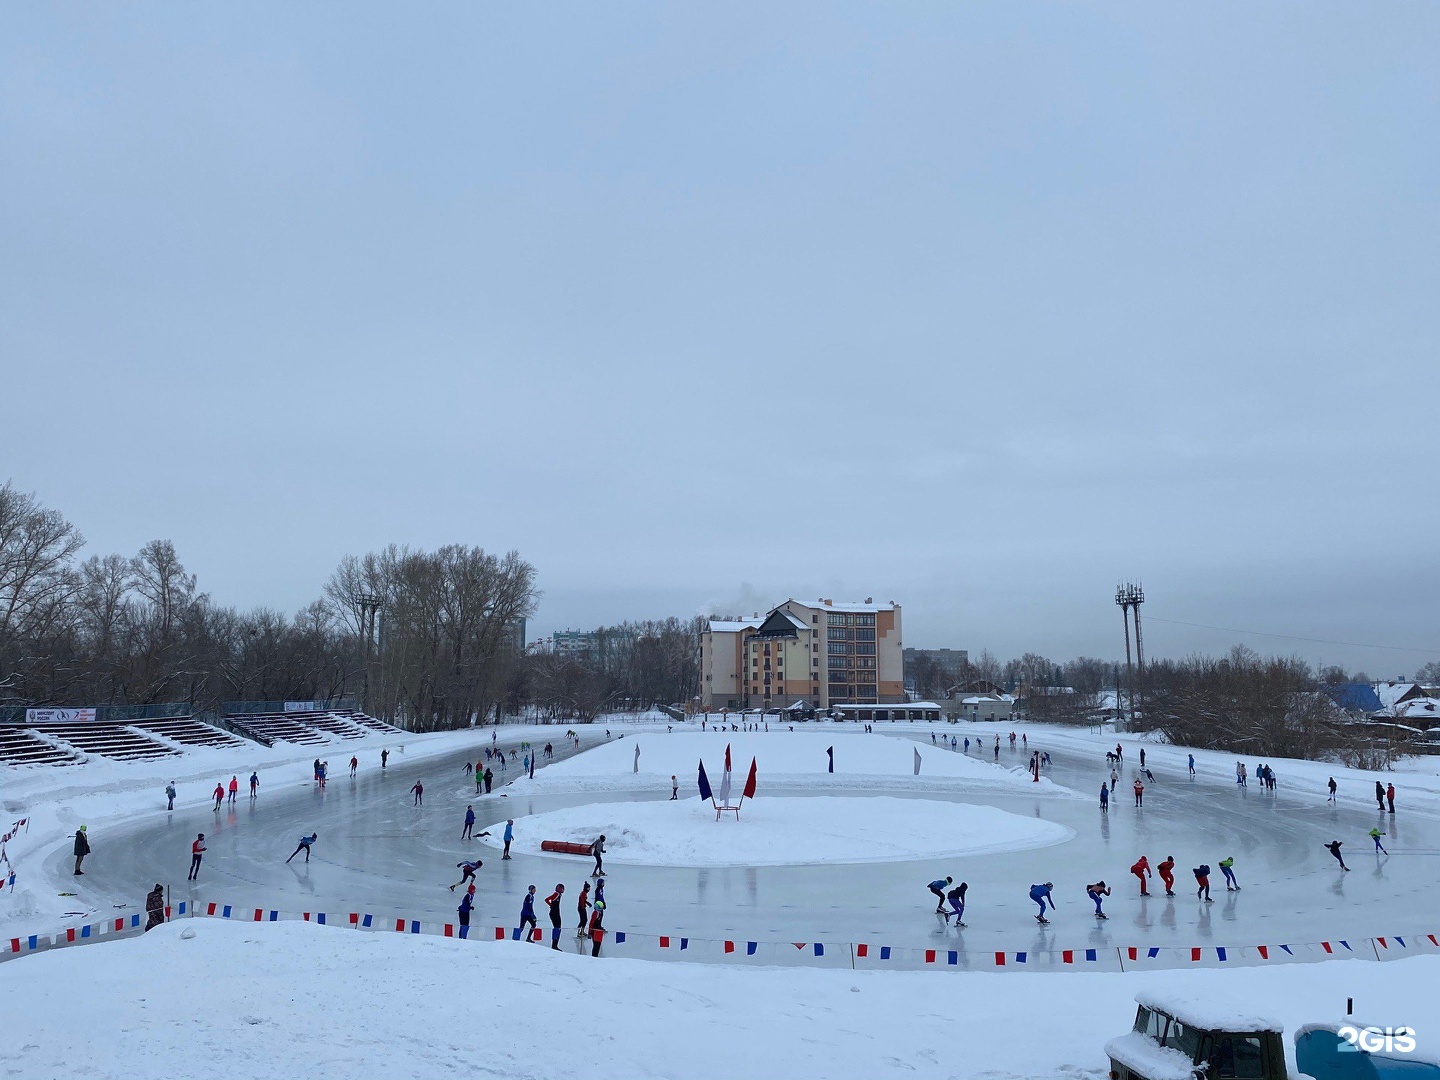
[699,598,902,710]
[551,629,599,660]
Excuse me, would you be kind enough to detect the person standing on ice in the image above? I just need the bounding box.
[165,781,177,810]
[963,737,968,752]
[474,763,483,794]
[931,732,936,745]
[1099,784,1109,813]
[518,885,538,940]
[1235,761,1243,787]
[145,884,166,931]
[1157,855,1176,897]
[1109,768,1118,792]
[450,858,483,891]
[927,876,953,913]
[1369,827,1388,855]
[1193,864,1213,902]
[349,756,358,778]
[503,819,514,859]
[228,776,239,805]
[1219,856,1240,890]
[1325,840,1350,871]
[461,806,476,841]
[457,885,474,939]
[484,767,493,794]
[1139,748,1145,769]
[1327,777,1337,802]
[1130,856,1151,896]
[189,833,206,880]
[285,832,318,864]
[1086,881,1110,919]
[1132,777,1145,807]
[410,780,424,806]
[1387,784,1396,814]
[576,880,591,935]
[945,882,968,926]
[72,825,90,875]
[589,900,606,957]
[670,776,678,800]
[1374,780,1385,810]
[380,748,388,769]
[1029,882,1055,923]
[213,783,224,810]
[249,772,259,800]
[590,834,606,877]
[545,884,565,950]
[1187,754,1195,777]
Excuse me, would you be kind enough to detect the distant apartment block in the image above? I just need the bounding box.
[699,598,902,710]
[552,629,599,659]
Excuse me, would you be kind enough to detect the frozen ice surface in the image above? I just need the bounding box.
[35,726,1440,960]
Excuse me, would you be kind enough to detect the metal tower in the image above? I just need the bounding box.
[1115,583,1146,725]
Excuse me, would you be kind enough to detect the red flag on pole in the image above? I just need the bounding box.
[743,758,757,800]
[724,744,732,774]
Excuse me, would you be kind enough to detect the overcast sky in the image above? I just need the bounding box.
[3,4,1437,675]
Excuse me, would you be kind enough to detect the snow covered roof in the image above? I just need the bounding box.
[1375,682,1426,709]
[1104,1033,1196,1080]
[790,598,899,613]
[1394,699,1440,720]
[707,618,762,633]
[1134,990,1283,1033]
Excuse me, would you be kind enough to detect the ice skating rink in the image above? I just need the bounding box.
[56,728,1440,960]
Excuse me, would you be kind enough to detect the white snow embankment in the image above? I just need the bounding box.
[480,795,1071,867]
[505,731,1074,799]
[1,917,1435,1080]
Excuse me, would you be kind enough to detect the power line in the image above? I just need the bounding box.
[1143,615,1438,657]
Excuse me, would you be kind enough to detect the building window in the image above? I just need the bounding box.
[856,614,875,626]
[855,643,875,656]
[855,628,875,642]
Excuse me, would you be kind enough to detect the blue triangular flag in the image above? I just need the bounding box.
[698,761,713,801]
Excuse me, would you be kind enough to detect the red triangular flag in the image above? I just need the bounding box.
[724,744,732,773]
[743,758,758,800]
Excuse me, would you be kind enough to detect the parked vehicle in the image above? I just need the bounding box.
[1106,993,1437,1080]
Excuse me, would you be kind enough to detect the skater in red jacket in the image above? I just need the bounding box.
[1130,855,1151,896]
[1157,855,1176,897]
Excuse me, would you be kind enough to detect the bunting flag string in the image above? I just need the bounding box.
[3,893,1438,974]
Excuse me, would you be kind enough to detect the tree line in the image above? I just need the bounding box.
[0,481,537,730]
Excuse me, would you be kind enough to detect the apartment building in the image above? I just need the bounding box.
[699,598,902,710]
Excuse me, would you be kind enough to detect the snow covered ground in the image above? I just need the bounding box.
[479,795,1070,867]
[1,916,1434,1080]
[506,729,1072,797]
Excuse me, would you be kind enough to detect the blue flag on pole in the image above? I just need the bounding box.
[698,760,713,801]
[827,747,834,774]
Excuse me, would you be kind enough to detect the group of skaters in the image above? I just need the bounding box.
[208,773,260,809]
[452,833,610,956]
[923,852,1244,925]
[1235,761,1280,791]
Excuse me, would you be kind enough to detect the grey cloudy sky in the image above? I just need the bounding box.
[3,4,1437,674]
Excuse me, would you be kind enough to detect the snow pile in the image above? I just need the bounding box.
[507,731,1069,797]
[481,796,1070,867]
[1,917,1436,1080]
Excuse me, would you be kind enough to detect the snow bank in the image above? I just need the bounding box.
[481,795,1070,867]
[507,731,1070,797]
[1,917,1435,1080]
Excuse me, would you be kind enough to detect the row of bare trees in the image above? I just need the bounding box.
[520,618,704,721]
[0,482,538,729]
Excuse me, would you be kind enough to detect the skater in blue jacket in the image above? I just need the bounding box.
[457,887,474,939]
[927,876,953,913]
[1029,882,1055,923]
[518,885,538,939]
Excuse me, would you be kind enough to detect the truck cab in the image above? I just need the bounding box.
[1106,992,1288,1080]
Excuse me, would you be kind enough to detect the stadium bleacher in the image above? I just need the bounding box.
[131,716,246,750]
[0,725,83,767]
[27,722,180,762]
[1,707,401,765]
